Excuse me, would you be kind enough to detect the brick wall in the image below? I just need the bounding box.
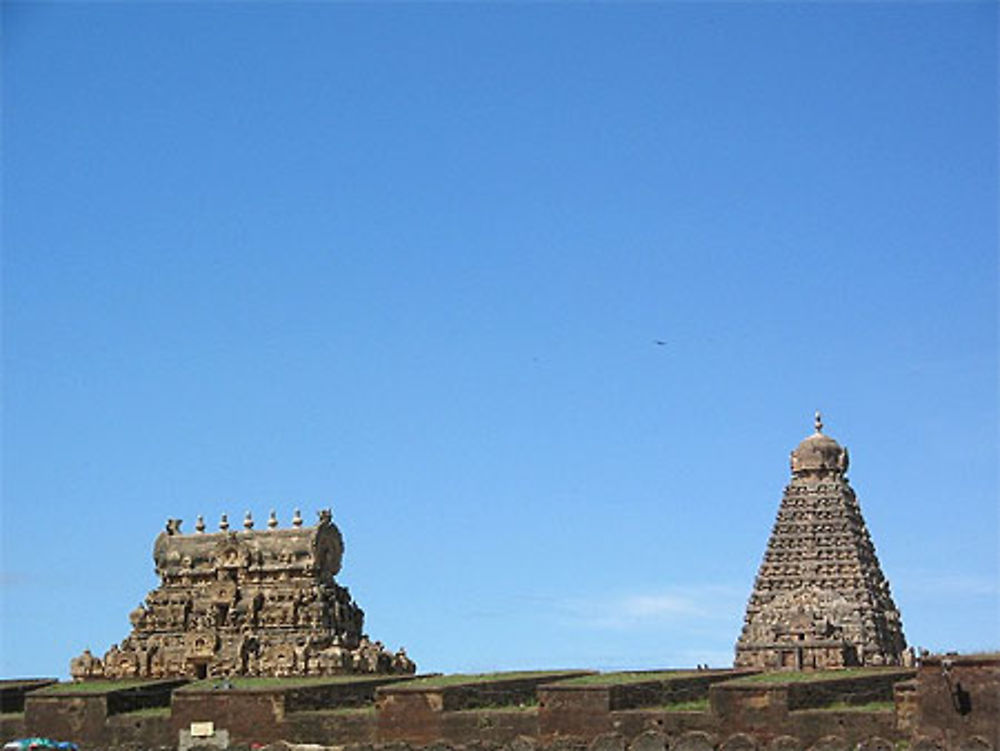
[282,708,377,745]
[24,694,111,745]
[171,689,285,746]
[915,655,999,748]
[105,711,174,751]
[285,676,413,712]
[538,687,611,739]
[785,671,913,711]
[441,708,539,744]
[13,659,996,751]
[0,679,57,713]
[377,673,590,744]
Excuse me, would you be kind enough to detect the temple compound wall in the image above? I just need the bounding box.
[69,509,414,681]
[9,657,998,751]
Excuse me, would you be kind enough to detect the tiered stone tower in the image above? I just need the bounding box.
[735,414,906,670]
[71,509,415,680]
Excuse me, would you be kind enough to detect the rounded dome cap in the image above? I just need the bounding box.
[790,412,849,476]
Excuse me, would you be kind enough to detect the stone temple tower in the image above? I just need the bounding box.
[70,509,415,680]
[735,413,906,670]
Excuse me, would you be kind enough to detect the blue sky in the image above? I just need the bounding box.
[2,2,996,679]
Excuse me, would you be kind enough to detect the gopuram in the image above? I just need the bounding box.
[735,413,907,671]
[70,509,415,680]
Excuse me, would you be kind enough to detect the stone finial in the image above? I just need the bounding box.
[195,515,206,533]
[268,510,278,529]
[814,410,823,433]
[244,511,254,530]
[219,513,229,531]
[292,509,303,527]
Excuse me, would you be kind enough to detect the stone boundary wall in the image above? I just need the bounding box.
[23,679,187,747]
[611,673,755,711]
[107,680,190,715]
[441,708,539,744]
[0,712,27,742]
[105,710,175,751]
[171,676,412,747]
[538,671,750,740]
[171,688,287,746]
[785,671,914,711]
[285,676,415,712]
[786,708,896,745]
[708,670,915,744]
[6,657,997,751]
[282,708,376,746]
[376,673,591,744]
[894,679,919,736]
[538,686,611,739]
[25,693,111,745]
[610,708,717,739]
[0,679,57,713]
[392,673,595,712]
[914,655,999,748]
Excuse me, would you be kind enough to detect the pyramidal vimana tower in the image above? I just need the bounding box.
[735,413,906,670]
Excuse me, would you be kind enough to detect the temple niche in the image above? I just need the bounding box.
[735,414,907,671]
[71,509,415,680]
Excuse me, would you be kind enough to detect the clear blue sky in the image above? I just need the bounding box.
[2,2,996,680]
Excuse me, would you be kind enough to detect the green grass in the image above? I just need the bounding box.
[556,670,702,687]
[117,706,171,718]
[37,680,160,694]
[813,701,894,712]
[180,674,395,691]
[657,698,710,712]
[389,671,583,690]
[453,700,539,713]
[727,669,905,685]
[289,706,376,717]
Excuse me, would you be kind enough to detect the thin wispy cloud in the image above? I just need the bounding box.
[621,593,707,619]
[557,585,744,630]
[900,573,999,599]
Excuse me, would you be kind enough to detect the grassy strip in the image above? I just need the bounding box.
[288,706,376,717]
[463,706,539,714]
[180,675,393,691]
[556,670,703,687]
[453,700,539,713]
[117,706,171,718]
[727,669,903,685]
[658,698,710,712]
[38,680,159,694]
[391,671,581,690]
[811,701,894,712]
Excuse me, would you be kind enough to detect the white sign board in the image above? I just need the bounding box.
[190,722,215,738]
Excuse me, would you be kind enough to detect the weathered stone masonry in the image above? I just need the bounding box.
[70,509,414,680]
[735,414,907,670]
[12,660,999,751]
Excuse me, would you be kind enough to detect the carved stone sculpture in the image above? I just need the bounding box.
[72,509,415,680]
[735,414,906,670]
